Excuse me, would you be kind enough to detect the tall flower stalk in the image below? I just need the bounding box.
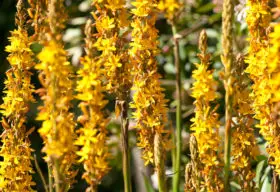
[190,30,223,191]
[0,0,35,191]
[158,1,182,191]
[231,55,257,191]
[35,0,77,191]
[221,0,234,189]
[268,13,280,191]
[75,19,110,192]
[130,1,170,192]
[245,0,275,188]
[91,1,132,191]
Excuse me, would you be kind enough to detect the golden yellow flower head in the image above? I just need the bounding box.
[158,0,181,22]
[267,23,280,174]
[75,19,110,189]
[231,55,258,190]
[130,0,170,166]
[0,1,35,190]
[190,30,223,191]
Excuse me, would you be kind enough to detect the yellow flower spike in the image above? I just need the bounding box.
[268,21,280,175]
[231,55,258,191]
[189,30,223,191]
[75,19,110,191]
[35,0,77,191]
[0,1,35,191]
[245,0,279,175]
[130,1,170,192]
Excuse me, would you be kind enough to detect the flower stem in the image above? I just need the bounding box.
[118,100,132,192]
[34,155,49,192]
[172,24,182,192]
[48,163,53,192]
[222,0,234,190]
[154,132,167,192]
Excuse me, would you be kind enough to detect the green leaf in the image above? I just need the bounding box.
[142,173,155,192]
[261,176,271,192]
[196,3,215,13]
[256,160,265,189]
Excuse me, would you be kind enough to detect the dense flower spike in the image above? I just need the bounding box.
[267,19,280,174]
[92,0,131,99]
[91,1,132,191]
[130,0,169,166]
[231,55,258,191]
[0,1,35,191]
[35,0,77,190]
[130,0,170,191]
[190,30,223,191]
[75,20,110,191]
[245,0,275,171]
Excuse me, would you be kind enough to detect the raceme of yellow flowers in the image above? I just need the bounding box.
[35,0,77,191]
[75,19,110,190]
[268,12,280,175]
[189,30,223,192]
[231,55,258,191]
[2,0,280,192]
[130,0,170,166]
[245,0,278,174]
[0,1,35,191]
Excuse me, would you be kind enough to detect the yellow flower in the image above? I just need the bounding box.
[130,0,170,167]
[267,23,280,174]
[158,0,181,21]
[0,7,35,190]
[190,30,223,191]
[75,16,110,190]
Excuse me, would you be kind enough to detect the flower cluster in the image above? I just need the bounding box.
[158,0,181,22]
[267,21,280,174]
[93,0,131,100]
[75,19,110,190]
[0,2,35,190]
[231,55,258,190]
[35,0,77,190]
[245,0,275,171]
[190,30,223,191]
[130,0,170,166]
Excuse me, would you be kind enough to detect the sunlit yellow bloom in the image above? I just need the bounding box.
[231,55,258,191]
[35,1,77,189]
[245,0,275,174]
[158,0,181,21]
[267,23,280,174]
[75,20,110,189]
[130,0,170,167]
[190,30,223,191]
[0,14,35,192]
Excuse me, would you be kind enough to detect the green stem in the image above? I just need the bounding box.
[154,133,167,192]
[172,24,182,192]
[119,100,132,192]
[34,155,49,192]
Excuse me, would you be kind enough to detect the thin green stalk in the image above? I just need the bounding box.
[171,123,176,180]
[172,24,182,192]
[154,133,167,192]
[34,155,49,192]
[118,100,132,192]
